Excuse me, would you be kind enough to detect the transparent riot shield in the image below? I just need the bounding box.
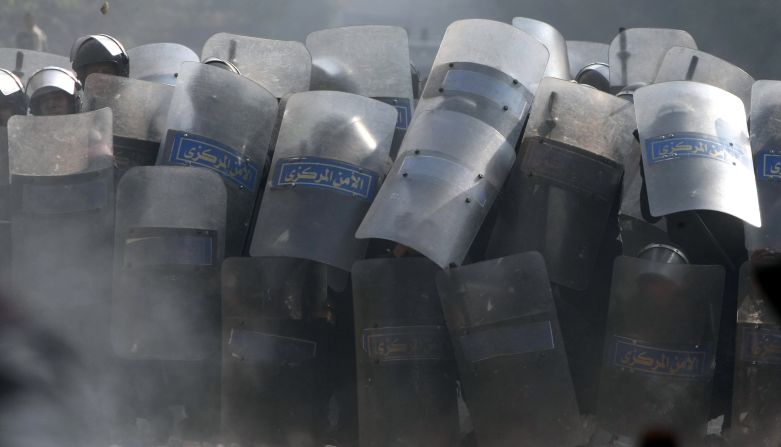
[111,166,226,361]
[201,32,311,98]
[436,252,583,447]
[221,257,330,447]
[306,25,414,158]
[597,255,724,439]
[0,128,9,287]
[512,17,570,83]
[157,62,278,257]
[84,73,173,178]
[655,47,754,115]
[8,108,114,346]
[352,258,459,447]
[486,78,630,290]
[250,91,396,270]
[731,261,781,445]
[635,81,760,226]
[567,40,608,79]
[608,28,697,94]
[746,81,781,252]
[0,48,69,84]
[127,43,199,85]
[356,108,515,269]
[418,19,548,143]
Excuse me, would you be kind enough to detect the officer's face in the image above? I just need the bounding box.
[37,91,72,116]
[0,104,14,127]
[84,62,118,79]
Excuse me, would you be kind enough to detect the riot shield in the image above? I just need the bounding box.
[306,26,414,159]
[201,32,311,98]
[0,48,69,84]
[436,252,583,447]
[597,254,724,439]
[635,81,760,226]
[111,166,226,361]
[157,62,278,257]
[608,28,697,95]
[352,258,458,447]
[8,108,114,347]
[746,81,781,252]
[0,128,9,287]
[418,19,548,143]
[127,43,199,85]
[221,257,330,447]
[250,91,396,270]
[655,47,754,115]
[511,17,570,82]
[567,40,608,79]
[486,78,630,290]
[356,108,515,269]
[731,261,781,445]
[84,73,173,178]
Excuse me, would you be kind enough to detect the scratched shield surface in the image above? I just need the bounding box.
[745,81,781,252]
[157,61,278,256]
[486,78,631,291]
[597,255,724,437]
[250,90,396,271]
[732,261,781,445]
[84,73,174,179]
[352,257,459,447]
[220,257,331,446]
[126,43,199,86]
[436,252,584,447]
[635,81,760,226]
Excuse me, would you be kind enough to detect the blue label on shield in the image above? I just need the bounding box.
[460,321,555,363]
[740,325,781,365]
[272,156,380,201]
[167,131,258,190]
[612,336,707,378]
[374,97,412,130]
[759,152,781,181]
[645,133,749,168]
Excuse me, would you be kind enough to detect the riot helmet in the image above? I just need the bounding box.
[0,68,27,126]
[70,34,129,83]
[202,57,241,75]
[26,66,82,116]
[575,62,610,92]
[638,243,690,264]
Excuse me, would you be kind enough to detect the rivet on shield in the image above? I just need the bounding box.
[438,87,444,93]
[414,149,420,155]
[465,197,471,203]
[449,63,454,68]
[477,173,484,180]
[503,105,509,111]
[402,172,408,178]
[512,79,518,85]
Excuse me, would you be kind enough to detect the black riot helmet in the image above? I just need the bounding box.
[202,57,242,75]
[26,66,82,116]
[0,68,28,116]
[70,34,129,82]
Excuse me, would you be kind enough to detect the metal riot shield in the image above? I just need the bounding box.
[356,108,515,269]
[111,166,226,361]
[655,47,754,115]
[352,258,459,447]
[306,25,414,159]
[221,257,330,447]
[511,17,570,83]
[732,261,781,445]
[746,81,781,252]
[418,19,548,143]
[84,73,173,178]
[486,78,630,290]
[8,108,114,343]
[127,43,199,85]
[608,28,697,95]
[157,62,278,257]
[0,47,69,84]
[201,33,311,98]
[635,81,761,226]
[250,91,396,270]
[436,252,583,447]
[597,253,725,439]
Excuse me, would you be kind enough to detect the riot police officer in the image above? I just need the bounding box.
[25,67,81,116]
[0,69,27,126]
[70,34,129,84]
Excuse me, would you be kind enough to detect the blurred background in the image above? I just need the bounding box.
[1,0,779,79]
